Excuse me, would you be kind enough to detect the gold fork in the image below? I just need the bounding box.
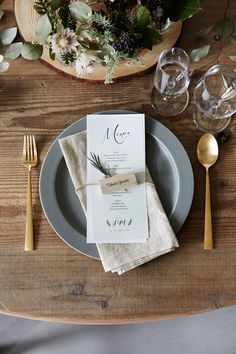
[22,135,38,251]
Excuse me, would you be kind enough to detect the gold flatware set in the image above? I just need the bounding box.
[21,133,219,252]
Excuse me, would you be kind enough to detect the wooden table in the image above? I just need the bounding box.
[1,0,236,324]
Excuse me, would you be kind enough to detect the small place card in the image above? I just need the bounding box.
[86,113,148,243]
[99,171,137,194]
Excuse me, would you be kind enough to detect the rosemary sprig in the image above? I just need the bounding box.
[87,152,112,178]
[88,152,128,192]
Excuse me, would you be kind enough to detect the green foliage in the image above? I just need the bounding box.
[190,45,210,61]
[0,11,20,72]
[0,39,3,55]
[196,25,214,37]
[49,47,56,60]
[168,0,202,22]
[0,27,17,45]
[229,55,236,61]
[0,6,44,73]
[134,6,150,32]
[91,13,114,31]
[61,51,77,65]
[0,59,9,72]
[230,35,236,44]
[59,1,76,30]
[30,0,200,82]
[34,0,51,15]
[0,9,4,20]
[88,153,112,177]
[4,42,23,60]
[50,0,64,10]
[36,14,52,43]
[133,27,161,52]
[138,33,152,50]
[146,28,162,45]
[34,0,57,31]
[0,0,202,80]
[69,1,92,22]
[191,1,236,63]
[103,51,120,84]
[215,17,235,38]
[21,42,43,60]
[31,0,201,60]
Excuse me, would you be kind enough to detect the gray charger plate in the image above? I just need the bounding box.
[39,110,194,260]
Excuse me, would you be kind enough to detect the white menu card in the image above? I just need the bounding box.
[87,114,148,243]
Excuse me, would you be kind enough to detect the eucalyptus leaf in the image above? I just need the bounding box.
[0,9,4,20]
[135,6,150,31]
[0,27,17,45]
[4,42,23,60]
[230,35,236,44]
[216,17,234,38]
[169,0,202,22]
[229,55,236,61]
[56,21,64,32]
[197,25,214,37]
[21,42,43,60]
[0,61,9,72]
[36,14,52,43]
[69,2,92,21]
[190,44,210,61]
[216,17,235,38]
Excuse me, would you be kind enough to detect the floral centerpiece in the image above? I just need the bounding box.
[2,1,202,81]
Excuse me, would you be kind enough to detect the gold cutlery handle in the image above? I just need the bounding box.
[204,168,213,250]
[25,168,34,251]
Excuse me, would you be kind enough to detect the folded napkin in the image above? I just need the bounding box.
[59,131,179,274]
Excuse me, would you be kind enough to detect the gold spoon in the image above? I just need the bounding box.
[197,133,219,250]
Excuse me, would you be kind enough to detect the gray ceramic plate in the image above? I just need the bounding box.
[39,110,194,260]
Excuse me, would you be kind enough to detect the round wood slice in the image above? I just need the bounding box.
[14,0,182,82]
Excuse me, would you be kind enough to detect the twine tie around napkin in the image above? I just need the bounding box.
[59,131,179,275]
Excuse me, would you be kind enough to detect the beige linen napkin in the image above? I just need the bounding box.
[59,131,179,274]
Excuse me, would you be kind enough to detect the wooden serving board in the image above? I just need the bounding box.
[14,0,182,82]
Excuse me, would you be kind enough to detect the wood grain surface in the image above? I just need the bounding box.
[0,0,236,324]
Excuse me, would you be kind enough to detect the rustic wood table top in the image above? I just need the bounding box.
[1,0,236,324]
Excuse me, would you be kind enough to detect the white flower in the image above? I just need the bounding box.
[75,53,100,77]
[48,28,79,55]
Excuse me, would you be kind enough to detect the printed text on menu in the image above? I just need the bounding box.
[86,114,148,243]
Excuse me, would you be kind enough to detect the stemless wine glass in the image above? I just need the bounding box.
[194,65,236,133]
[151,47,190,116]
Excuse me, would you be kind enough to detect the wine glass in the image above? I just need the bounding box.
[151,47,190,116]
[194,65,236,133]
